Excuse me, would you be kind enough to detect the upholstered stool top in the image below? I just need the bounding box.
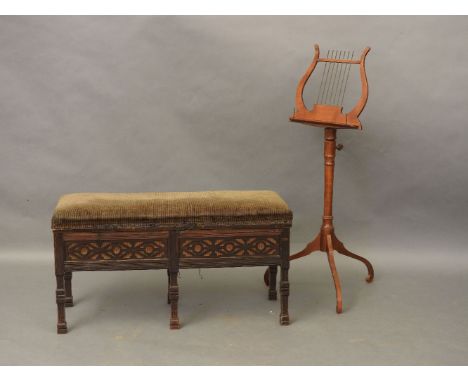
[52,190,292,230]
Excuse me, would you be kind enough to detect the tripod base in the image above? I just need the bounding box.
[264,230,374,314]
[266,127,375,313]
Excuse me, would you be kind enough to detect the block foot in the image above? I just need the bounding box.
[280,315,290,326]
[170,320,180,330]
[65,297,74,307]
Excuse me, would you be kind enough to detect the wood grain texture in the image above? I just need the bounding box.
[64,272,73,307]
[347,47,371,122]
[268,265,278,300]
[293,43,320,121]
[65,259,168,272]
[179,256,281,268]
[279,229,290,325]
[326,234,342,314]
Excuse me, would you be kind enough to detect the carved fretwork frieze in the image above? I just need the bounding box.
[65,239,166,261]
[180,236,279,258]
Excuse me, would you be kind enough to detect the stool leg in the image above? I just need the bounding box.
[54,232,67,334]
[166,269,170,304]
[268,265,278,300]
[56,274,68,333]
[279,265,290,325]
[64,272,74,307]
[169,271,180,329]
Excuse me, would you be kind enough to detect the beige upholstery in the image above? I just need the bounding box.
[52,190,292,230]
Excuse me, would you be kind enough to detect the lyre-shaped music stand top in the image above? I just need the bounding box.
[291,44,370,129]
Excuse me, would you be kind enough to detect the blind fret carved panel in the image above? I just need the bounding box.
[180,237,279,258]
[65,239,166,261]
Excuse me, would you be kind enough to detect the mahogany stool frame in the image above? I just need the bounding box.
[54,225,290,333]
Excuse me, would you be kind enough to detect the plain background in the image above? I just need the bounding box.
[1,16,467,365]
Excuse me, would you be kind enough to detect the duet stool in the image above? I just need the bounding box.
[52,190,292,333]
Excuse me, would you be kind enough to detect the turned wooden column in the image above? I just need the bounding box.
[321,128,336,243]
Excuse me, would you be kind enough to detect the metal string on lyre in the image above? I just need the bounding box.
[332,51,348,106]
[323,50,339,105]
[323,50,339,104]
[323,50,337,104]
[328,50,344,105]
[334,51,349,106]
[316,50,330,104]
[316,50,333,104]
[338,51,354,106]
[314,50,356,108]
[329,51,342,105]
[322,50,335,104]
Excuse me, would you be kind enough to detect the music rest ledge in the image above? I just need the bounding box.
[265,44,375,314]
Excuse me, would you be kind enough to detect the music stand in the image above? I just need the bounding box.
[266,44,375,313]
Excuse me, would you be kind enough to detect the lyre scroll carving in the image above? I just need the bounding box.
[291,44,370,129]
